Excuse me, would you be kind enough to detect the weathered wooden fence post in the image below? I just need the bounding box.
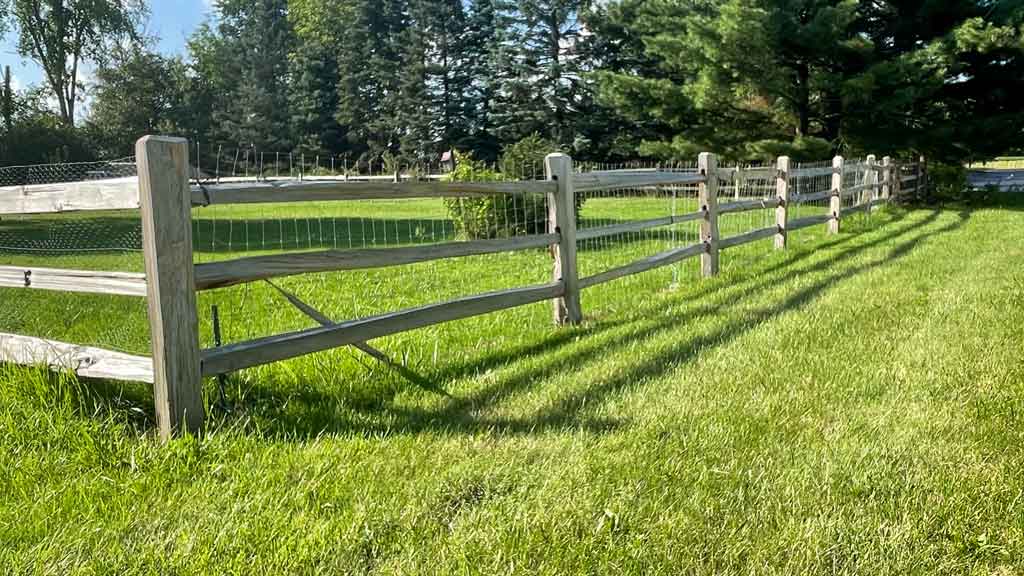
[545,153,582,325]
[919,155,928,199]
[829,155,844,235]
[775,156,790,250]
[863,154,877,213]
[137,136,204,440]
[881,156,892,203]
[698,152,720,277]
[892,159,902,202]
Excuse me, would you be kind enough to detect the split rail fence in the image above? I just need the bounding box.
[0,136,928,439]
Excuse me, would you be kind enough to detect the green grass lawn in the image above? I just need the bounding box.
[2,195,1022,574]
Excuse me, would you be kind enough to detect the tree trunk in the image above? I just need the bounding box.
[822,86,843,150]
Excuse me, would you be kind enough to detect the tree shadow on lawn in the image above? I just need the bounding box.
[233,207,967,439]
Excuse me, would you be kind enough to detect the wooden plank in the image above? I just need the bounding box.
[200,282,564,376]
[574,171,704,192]
[920,156,929,198]
[190,179,555,206]
[572,211,704,242]
[137,136,204,440]
[900,175,918,183]
[546,154,582,325]
[792,166,835,178]
[719,225,779,250]
[194,233,560,290]
[718,197,780,215]
[840,198,887,216]
[587,168,658,174]
[578,242,705,289]
[698,153,720,277]
[0,177,139,215]
[737,167,776,180]
[788,214,832,231]
[262,279,437,391]
[843,181,873,195]
[775,156,790,250]
[882,157,892,201]
[863,155,877,211]
[0,265,147,297]
[0,332,154,383]
[673,210,706,224]
[794,189,832,204]
[576,216,673,241]
[829,156,844,235]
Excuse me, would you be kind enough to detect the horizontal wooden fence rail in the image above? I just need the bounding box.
[788,214,833,231]
[193,233,561,290]
[190,178,555,206]
[0,141,923,439]
[575,211,704,242]
[719,225,780,250]
[0,332,154,383]
[200,282,565,376]
[794,190,832,204]
[578,242,707,290]
[0,176,140,215]
[715,167,776,181]
[718,197,781,214]
[574,171,704,192]
[0,265,148,297]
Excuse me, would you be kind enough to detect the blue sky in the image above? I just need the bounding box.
[1,0,211,91]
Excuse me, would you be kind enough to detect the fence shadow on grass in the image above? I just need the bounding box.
[224,206,967,439]
[24,206,965,440]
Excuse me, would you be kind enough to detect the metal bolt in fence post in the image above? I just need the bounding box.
[545,153,582,325]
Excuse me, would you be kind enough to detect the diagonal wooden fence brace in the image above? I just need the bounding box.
[262,280,446,396]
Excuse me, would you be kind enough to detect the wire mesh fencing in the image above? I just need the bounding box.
[573,162,702,318]
[0,148,909,392]
[0,158,147,355]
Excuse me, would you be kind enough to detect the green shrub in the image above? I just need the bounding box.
[444,151,523,239]
[445,136,581,240]
[923,163,968,203]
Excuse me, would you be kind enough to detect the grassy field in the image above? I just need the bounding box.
[2,193,1022,574]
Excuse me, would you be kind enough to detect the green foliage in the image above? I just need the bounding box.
[445,135,587,239]
[0,86,94,166]
[5,0,1024,172]
[594,0,1024,165]
[84,50,192,158]
[443,151,513,239]
[923,163,969,204]
[498,133,556,178]
[4,0,145,126]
